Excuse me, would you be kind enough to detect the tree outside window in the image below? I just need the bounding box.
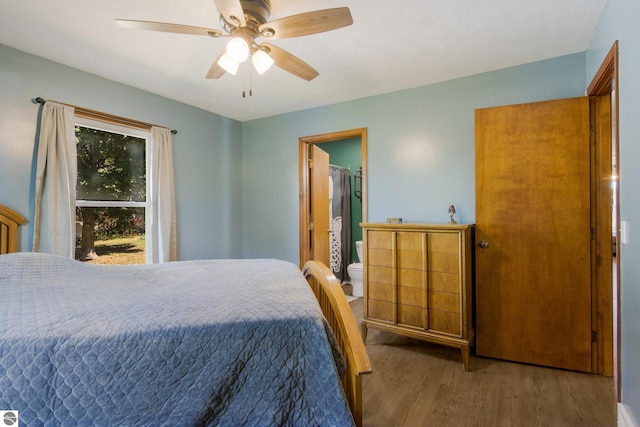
[75,120,149,264]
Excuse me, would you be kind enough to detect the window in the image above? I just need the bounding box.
[75,117,150,264]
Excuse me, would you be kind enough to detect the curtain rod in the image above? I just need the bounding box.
[330,164,351,171]
[33,97,177,135]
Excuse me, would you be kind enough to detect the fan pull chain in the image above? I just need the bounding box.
[241,62,253,98]
[242,62,246,97]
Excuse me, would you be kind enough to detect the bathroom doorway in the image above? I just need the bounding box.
[317,137,363,282]
[298,128,368,272]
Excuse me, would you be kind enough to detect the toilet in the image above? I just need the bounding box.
[347,241,364,297]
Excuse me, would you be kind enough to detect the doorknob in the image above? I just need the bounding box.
[479,240,489,249]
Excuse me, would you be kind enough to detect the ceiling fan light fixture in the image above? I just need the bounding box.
[117,5,354,82]
[252,50,274,74]
[226,36,250,62]
[218,52,240,75]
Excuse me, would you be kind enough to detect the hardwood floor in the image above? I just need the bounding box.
[349,298,616,427]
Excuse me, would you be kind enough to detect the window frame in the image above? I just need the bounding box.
[74,116,152,264]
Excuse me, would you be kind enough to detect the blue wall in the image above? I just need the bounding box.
[588,0,640,422]
[0,44,244,260]
[241,53,587,262]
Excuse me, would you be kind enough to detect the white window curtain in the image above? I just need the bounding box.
[33,102,77,257]
[149,126,177,263]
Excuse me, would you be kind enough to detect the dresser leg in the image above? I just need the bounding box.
[360,322,368,342]
[461,345,470,371]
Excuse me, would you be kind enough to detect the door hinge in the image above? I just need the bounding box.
[592,330,597,343]
[309,222,314,230]
[308,159,313,168]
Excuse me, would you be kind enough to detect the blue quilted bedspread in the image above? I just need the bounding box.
[0,253,353,426]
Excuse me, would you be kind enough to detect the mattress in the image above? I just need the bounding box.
[0,252,353,426]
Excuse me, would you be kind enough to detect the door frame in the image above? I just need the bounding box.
[588,41,619,396]
[299,128,368,268]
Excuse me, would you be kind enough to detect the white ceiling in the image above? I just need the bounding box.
[0,0,607,122]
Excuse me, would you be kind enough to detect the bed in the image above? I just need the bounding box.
[0,204,371,426]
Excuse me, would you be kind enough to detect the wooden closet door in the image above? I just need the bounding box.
[475,97,593,372]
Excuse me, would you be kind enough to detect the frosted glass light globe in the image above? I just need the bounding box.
[252,50,274,74]
[226,37,249,62]
[218,52,239,75]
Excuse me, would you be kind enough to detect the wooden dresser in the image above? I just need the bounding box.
[360,223,475,371]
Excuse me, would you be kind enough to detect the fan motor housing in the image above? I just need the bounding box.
[240,0,271,26]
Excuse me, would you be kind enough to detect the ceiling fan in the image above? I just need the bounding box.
[116,0,353,81]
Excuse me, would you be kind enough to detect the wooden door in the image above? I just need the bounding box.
[475,97,593,372]
[310,145,330,267]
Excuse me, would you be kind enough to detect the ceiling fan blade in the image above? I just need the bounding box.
[259,7,352,39]
[213,0,246,27]
[261,43,319,81]
[116,19,223,37]
[205,52,227,79]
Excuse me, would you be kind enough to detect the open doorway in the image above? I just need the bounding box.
[298,128,368,273]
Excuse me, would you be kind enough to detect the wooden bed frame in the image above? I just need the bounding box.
[0,204,371,426]
[0,204,27,254]
[303,260,372,427]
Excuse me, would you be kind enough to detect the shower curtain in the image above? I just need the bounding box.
[329,165,352,282]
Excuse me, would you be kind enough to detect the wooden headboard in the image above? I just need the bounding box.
[0,204,27,254]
